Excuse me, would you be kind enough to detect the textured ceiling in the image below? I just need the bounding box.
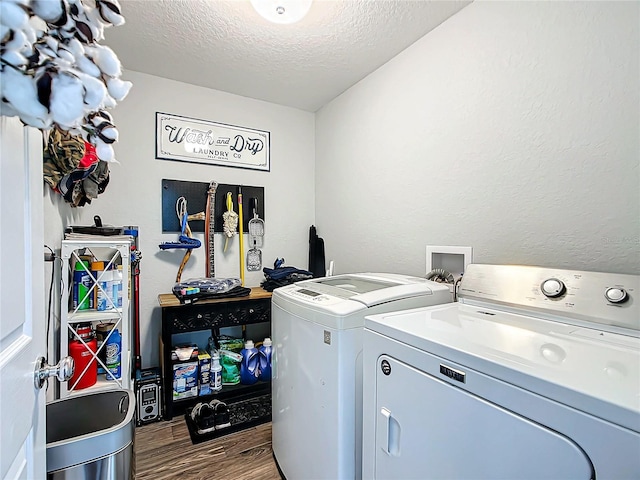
[103,0,471,112]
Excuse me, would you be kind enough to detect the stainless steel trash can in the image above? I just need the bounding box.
[46,389,135,480]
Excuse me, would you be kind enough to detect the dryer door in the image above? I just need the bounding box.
[374,355,594,480]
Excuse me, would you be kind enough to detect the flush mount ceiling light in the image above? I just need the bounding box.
[250,0,313,24]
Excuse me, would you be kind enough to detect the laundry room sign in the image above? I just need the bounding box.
[155,112,270,171]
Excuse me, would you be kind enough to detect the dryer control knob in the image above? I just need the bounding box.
[605,287,628,304]
[541,278,566,298]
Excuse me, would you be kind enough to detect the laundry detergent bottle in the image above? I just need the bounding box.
[258,337,272,382]
[240,340,259,385]
[105,328,121,380]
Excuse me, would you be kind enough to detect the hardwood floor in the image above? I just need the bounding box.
[134,418,281,480]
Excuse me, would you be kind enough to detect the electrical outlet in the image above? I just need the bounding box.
[44,251,55,262]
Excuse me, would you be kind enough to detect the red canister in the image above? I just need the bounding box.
[68,324,97,390]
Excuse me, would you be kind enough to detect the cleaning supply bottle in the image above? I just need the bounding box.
[211,351,223,392]
[105,328,122,380]
[92,261,109,311]
[95,322,115,374]
[73,261,93,310]
[113,265,123,308]
[68,323,97,389]
[240,340,259,385]
[258,337,272,382]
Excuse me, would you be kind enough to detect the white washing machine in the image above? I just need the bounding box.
[363,264,640,479]
[271,273,452,480]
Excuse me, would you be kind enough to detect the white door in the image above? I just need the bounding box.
[373,355,594,480]
[0,117,47,480]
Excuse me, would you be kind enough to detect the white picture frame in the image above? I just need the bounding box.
[155,112,270,171]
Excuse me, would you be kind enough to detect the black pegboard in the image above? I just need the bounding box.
[162,179,264,233]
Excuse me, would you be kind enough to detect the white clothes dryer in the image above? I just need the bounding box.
[271,273,452,480]
[363,264,640,480]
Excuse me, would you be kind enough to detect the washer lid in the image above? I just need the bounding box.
[296,272,445,305]
[273,273,451,330]
[366,303,640,432]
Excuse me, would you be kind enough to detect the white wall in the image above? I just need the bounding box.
[44,72,315,368]
[42,1,640,369]
[315,1,640,277]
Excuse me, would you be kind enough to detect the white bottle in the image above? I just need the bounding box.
[113,265,123,308]
[211,351,222,392]
[94,262,112,311]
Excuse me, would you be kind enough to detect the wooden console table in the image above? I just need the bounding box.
[158,288,272,425]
